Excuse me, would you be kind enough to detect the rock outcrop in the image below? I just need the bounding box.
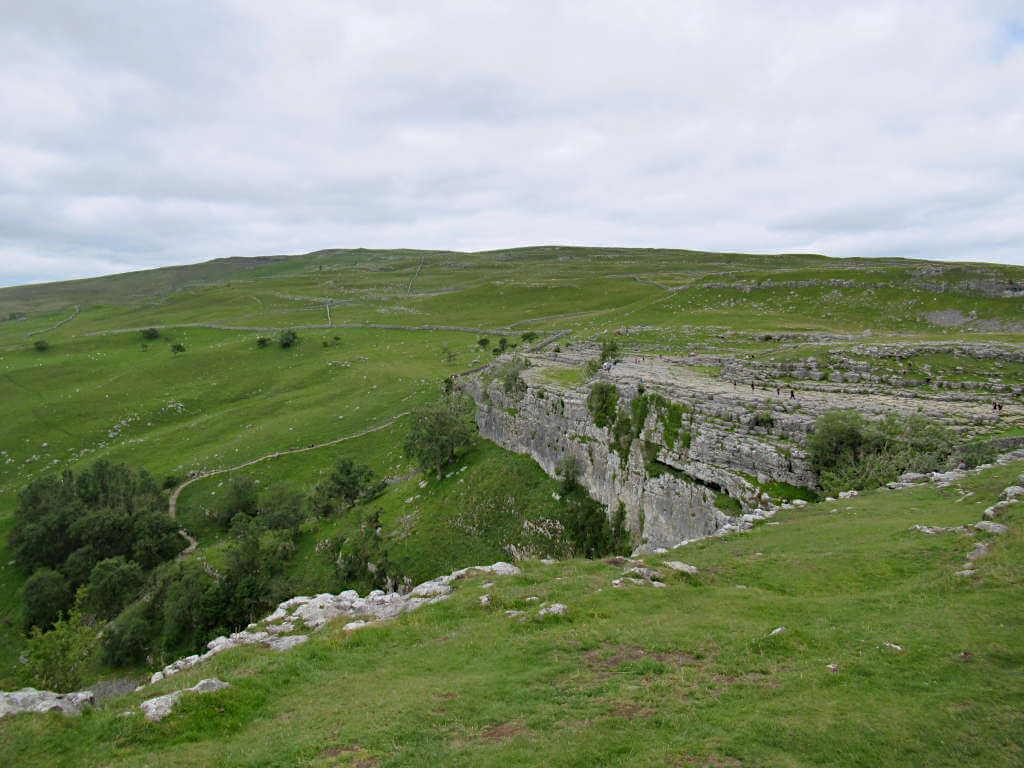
[0,688,94,718]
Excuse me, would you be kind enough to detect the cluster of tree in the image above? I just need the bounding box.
[335,509,402,594]
[11,461,184,633]
[807,409,996,494]
[257,330,300,349]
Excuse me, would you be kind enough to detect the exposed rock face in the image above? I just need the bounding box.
[464,361,814,551]
[0,688,94,718]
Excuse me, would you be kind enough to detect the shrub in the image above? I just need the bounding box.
[140,328,160,340]
[83,557,144,620]
[403,394,475,480]
[312,459,385,515]
[959,441,997,468]
[521,331,538,343]
[600,338,620,363]
[256,336,270,348]
[24,604,98,692]
[23,568,73,632]
[586,382,618,428]
[497,356,529,396]
[33,339,49,351]
[102,604,153,666]
[171,343,185,354]
[279,329,299,348]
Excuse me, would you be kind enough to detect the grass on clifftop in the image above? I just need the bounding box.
[2,460,1021,767]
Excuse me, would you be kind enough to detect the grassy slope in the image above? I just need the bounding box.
[1,460,1020,766]
[0,246,1021,696]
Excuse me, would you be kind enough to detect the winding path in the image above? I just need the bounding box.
[168,411,409,520]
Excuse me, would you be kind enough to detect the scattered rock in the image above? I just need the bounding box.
[479,594,491,607]
[826,664,839,673]
[664,561,699,576]
[539,558,558,565]
[141,678,229,723]
[0,688,95,718]
[624,566,663,581]
[537,603,568,617]
[883,641,903,652]
[955,569,977,577]
[966,542,990,561]
[999,486,1024,502]
[974,521,1008,535]
[909,524,967,534]
[769,626,786,636]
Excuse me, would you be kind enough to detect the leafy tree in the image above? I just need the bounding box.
[336,510,401,593]
[23,568,73,632]
[24,603,98,692]
[62,545,100,590]
[279,329,299,348]
[497,356,529,396]
[312,458,384,515]
[83,557,144,620]
[33,339,49,351]
[520,331,538,343]
[215,475,259,529]
[102,603,154,666]
[586,382,619,428]
[256,484,305,532]
[600,338,620,363]
[497,337,509,353]
[477,337,490,349]
[256,336,270,348]
[403,395,475,480]
[140,328,160,340]
[132,508,183,568]
[171,342,185,354]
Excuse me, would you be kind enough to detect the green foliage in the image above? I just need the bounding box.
[477,337,490,349]
[101,603,153,667]
[583,358,600,378]
[714,493,742,513]
[22,568,72,632]
[586,381,618,429]
[82,557,144,620]
[630,394,650,435]
[215,475,259,529]
[256,336,270,348]
[496,355,529,396]
[336,509,402,593]
[959,440,997,468]
[752,411,774,429]
[600,337,620,363]
[403,394,475,480]
[140,328,160,340]
[279,329,298,348]
[255,484,306,532]
[312,458,385,516]
[611,407,634,465]
[23,603,98,692]
[171,342,185,354]
[520,331,538,343]
[808,409,955,494]
[33,339,49,351]
[661,401,687,451]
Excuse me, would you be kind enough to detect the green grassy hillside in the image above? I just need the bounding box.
[0,246,1021,765]
[1,459,1021,766]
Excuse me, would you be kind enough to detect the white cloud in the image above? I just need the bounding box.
[0,0,1022,287]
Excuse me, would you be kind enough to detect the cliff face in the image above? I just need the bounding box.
[464,364,817,551]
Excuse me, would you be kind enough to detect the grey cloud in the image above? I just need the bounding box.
[1,0,1023,287]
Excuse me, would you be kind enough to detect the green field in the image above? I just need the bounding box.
[0,247,1021,764]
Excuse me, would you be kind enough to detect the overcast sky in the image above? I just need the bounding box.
[1,1,1023,287]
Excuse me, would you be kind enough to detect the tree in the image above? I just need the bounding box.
[497,337,509,353]
[140,328,160,340]
[215,475,259,529]
[256,336,270,348]
[477,337,490,349]
[33,339,49,351]
[312,458,385,515]
[403,395,475,480]
[83,557,144,620]
[23,568,73,632]
[171,342,185,354]
[521,331,538,343]
[279,329,298,348]
[24,603,98,692]
[600,338,619,363]
[102,603,153,666]
[256,484,305,532]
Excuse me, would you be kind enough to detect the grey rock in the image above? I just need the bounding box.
[999,485,1024,501]
[974,521,1008,534]
[537,603,568,617]
[265,635,308,651]
[141,678,229,722]
[479,594,492,607]
[0,688,95,718]
[624,566,664,581]
[664,561,699,576]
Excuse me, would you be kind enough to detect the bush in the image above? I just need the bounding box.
[497,356,529,396]
[256,336,270,348]
[33,339,49,351]
[83,557,144,620]
[807,409,955,494]
[171,343,185,354]
[215,475,259,529]
[141,328,160,340]
[24,604,98,692]
[279,329,298,348]
[23,568,73,632]
[521,331,538,343]
[959,441,997,469]
[600,338,620,363]
[586,382,618,428]
[102,604,153,666]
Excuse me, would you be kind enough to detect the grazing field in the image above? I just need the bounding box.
[0,247,1021,764]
